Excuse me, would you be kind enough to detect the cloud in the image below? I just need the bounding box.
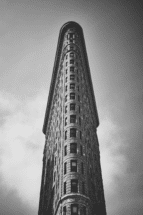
[0,90,47,211]
[98,117,128,193]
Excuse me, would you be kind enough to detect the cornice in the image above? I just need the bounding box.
[43,21,99,134]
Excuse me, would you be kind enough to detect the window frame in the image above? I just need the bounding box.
[70,103,76,111]
[71,160,77,172]
[70,143,77,154]
[70,115,76,123]
[71,179,78,193]
[70,128,76,137]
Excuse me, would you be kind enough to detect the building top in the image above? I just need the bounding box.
[43,21,99,134]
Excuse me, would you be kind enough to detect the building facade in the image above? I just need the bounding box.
[38,22,106,215]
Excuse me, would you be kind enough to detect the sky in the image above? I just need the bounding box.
[0,0,143,214]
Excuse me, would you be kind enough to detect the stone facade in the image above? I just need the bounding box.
[38,22,106,215]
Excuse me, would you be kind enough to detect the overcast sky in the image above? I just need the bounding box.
[0,0,143,214]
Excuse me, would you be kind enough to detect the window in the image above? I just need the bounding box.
[70,59,74,64]
[65,131,67,140]
[66,62,68,66]
[77,86,79,91]
[82,182,85,194]
[63,206,67,215]
[71,160,77,172]
[79,117,81,126]
[65,117,67,126]
[64,145,67,156]
[76,62,78,66]
[70,115,76,123]
[65,95,67,102]
[80,131,82,139]
[70,93,75,100]
[81,206,86,215]
[71,204,78,215]
[80,145,83,156]
[65,77,68,83]
[69,33,74,38]
[64,182,66,194]
[70,143,77,153]
[70,83,75,90]
[71,179,78,192]
[66,55,68,59]
[65,106,67,113]
[70,52,74,57]
[70,103,75,111]
[81,162,84,174]
[70,128,76,137]
[54,157,56,165]
[77,77,79,82]
[70,75,75,80]
[78,95,80,101]
[65,85,67,92]
[54,172,56,181]
[66,69,67,74]
[79,106,80,113]
[64,162,67,174]
[70,46,74,50]
[70,66,74,72]
[63,206,66,215]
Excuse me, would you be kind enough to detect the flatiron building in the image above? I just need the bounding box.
[38,21,106,215]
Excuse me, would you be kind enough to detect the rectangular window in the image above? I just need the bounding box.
[82,182,85,194]
[70,115,76,123]
[70,52,74,57]
[70,59,74,64]
[70,93,75,100]
[65,95,67,102]
[71,204,78,215]
[79,106,80,113]
[77,77,79,82]
[65,117,67,126]
[65,77,68,83]
[70,75,75,80]
[65,131,67,140]
[70,128,76,137]
[70,83,75,90]
[64,182,66,194]
[71,160,77,172]
[69,33,74,38]
[80,131,82,139]
[79,117,81,126]
[70,143,77,153]
[70,46,74,50]
[66,62,68,66]
[64,162,67,174]
[70,103,75,111]
[81,162,84,174]
[54,172,56,181]
[65,85,67,92]
[80,145,83,156]
[64,145,67,156]
[71,179,78,192]
[63,206,66,215]
[83,206,86,215]
[65,106,67,113]
[78,95,80,101]
[70,66,74,72]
